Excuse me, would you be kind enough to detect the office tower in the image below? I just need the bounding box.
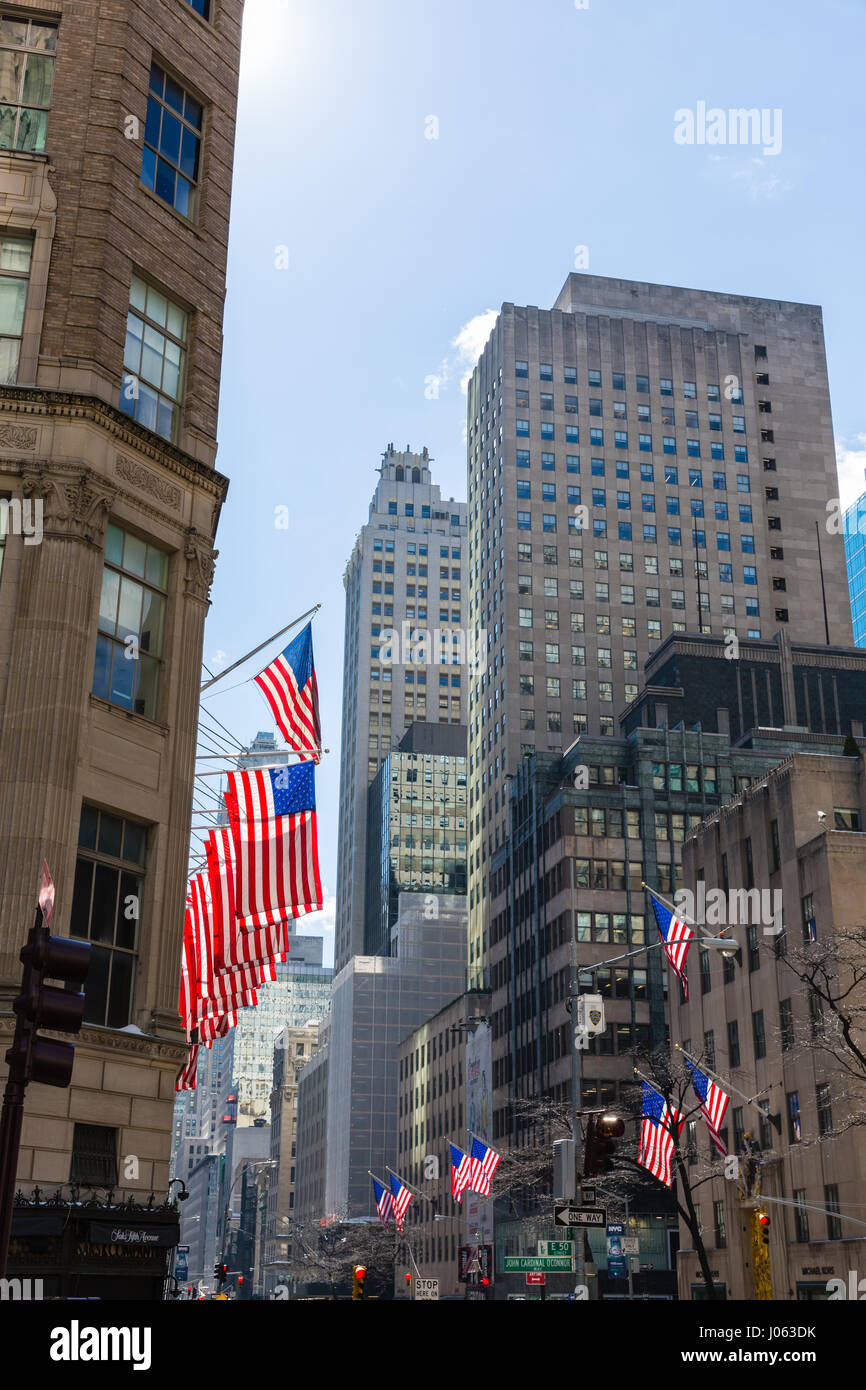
[324,893,467,1219]
[364,721,468,955]
[486,633,866,1295]
[467,272,854,986]
[396,993,491,1297]
[843,488,866,646]
[0,1,245,1295]
[676,752,866,1300]
[334,445,468,972]
[263,1020,321,1296]
[293,1027,330,1235]
[223,935,332,1129]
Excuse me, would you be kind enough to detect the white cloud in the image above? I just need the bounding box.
[835,434,866,510]
[431,309,499,399]
[210,649,228,669]
[297,885,336,968]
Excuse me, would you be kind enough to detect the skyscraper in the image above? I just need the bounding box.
[0,0,245,1273]
[843,487,866,646]
[466,272,853,984]
[334,444,467,971]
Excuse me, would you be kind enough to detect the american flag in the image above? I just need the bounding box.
[637,1082,684,1188]
[450,1143,472,1203]
[205,826,289,967]
[176,1044,199,1091]
[225,762,323,930]
[649,890,694,1000]
[372,1175,393,1225]
[176,900,246,1045]
[188,872,276,1002]
[254,622,321,761]
[389,1172,413,1232]
[686,1060,730,1157]
[468,1137,500,1196]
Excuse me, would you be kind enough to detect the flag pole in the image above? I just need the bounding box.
[385,1165,428,1202]
[674,1042,773,1122]
[200,604,321,692]
[641,881,735,941]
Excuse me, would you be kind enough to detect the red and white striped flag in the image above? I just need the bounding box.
[225,763,322,929]
[254,622,321,761]
[637,1082,684,1188]
[176,1044,199,1091]
[205,827,290,966]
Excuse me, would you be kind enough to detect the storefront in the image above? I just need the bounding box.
[8,1196,180,1301]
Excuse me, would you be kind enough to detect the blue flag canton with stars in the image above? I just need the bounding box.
[270,761,315,815]
[686,1060,709,1103]
[283,623,313,686]
[642,1081,665,1122]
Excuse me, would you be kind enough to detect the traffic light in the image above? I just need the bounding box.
[404,1271,411,1286]
[214,1262,227,1288]
[5,913,90,1089]
[237,1276,244,1287]
[758,1212,771,1246]
[352,1264,367,1301]
[583,1113,625,1176]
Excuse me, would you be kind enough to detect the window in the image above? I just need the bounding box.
[93,523,168,718]
[816,1083,832,1135]
[0,233,32,383]
[70,805,146,1028]
[69,1123,118,1187]
[515,359,528,377]
[142,63,202,218]
[752,1009,766,1059]
[801,892,816,943]
[639,433,652,452]
[516,418,530,437]
[540,362,553,380]
[659,377,672,396]
[728,1020,740,1069]
[833,807,861,830]
[540,392,553,411]
[793,1190,809,1243]
[825,1185,842,1240]
[0,15,56,153]
[713,1201,727,1248]
[787,1091,801,1143]
[120,275,188,441]
[184,0,211,15]
[516,449,529,468]
[636,374,649,393]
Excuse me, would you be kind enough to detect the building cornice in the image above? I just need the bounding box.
[0,387,229,505]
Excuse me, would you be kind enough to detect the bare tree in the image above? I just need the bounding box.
[775,924,866,1097]
[493,1054,726,1298]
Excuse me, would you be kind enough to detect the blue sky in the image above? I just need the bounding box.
[200,0,866,964]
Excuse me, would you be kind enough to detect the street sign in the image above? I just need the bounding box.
[621,1237,639,1254]
[554,1202,607,1228]
[538,1240,574,1258]
[526,1273,546,1286]
[503,1256,573,1273]
[415,1278,439,1301]
[579,1187,596,1205]
[458,1244,493,1283]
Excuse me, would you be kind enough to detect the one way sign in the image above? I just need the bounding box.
[554,1202,607,1228]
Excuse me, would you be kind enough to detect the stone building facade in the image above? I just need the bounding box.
[675,752,866,1300]
[0,0,244,1259]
